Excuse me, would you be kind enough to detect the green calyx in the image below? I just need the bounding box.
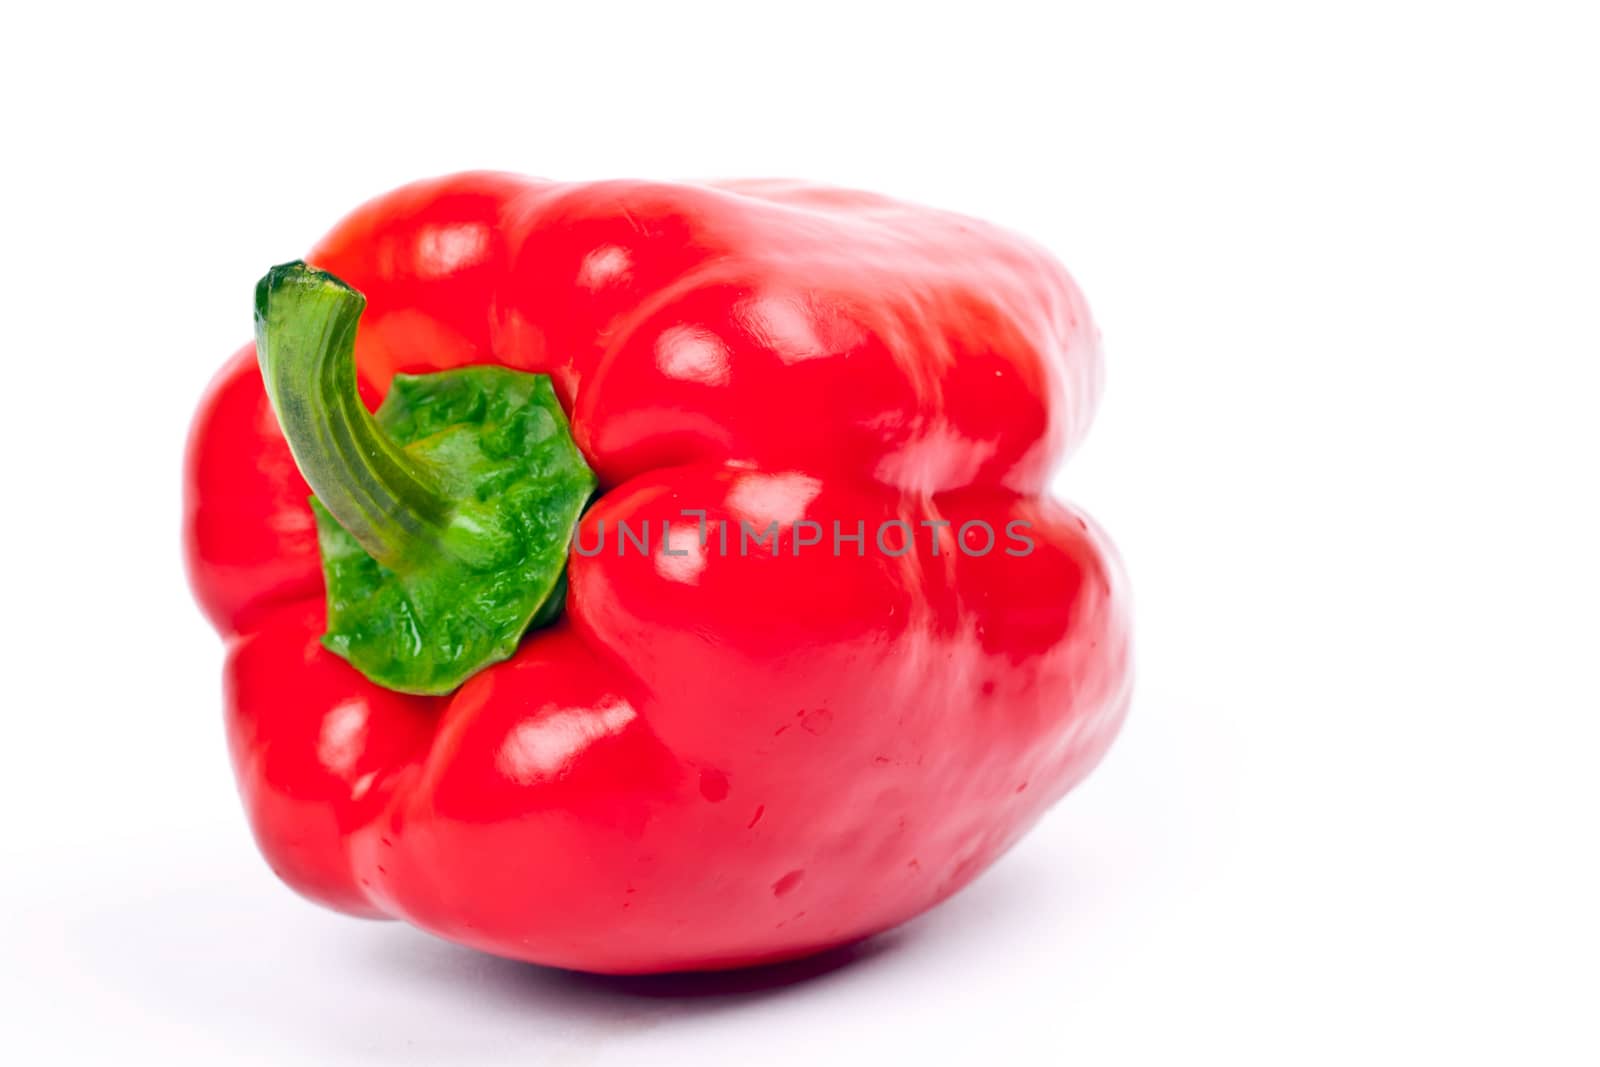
[254,261,596,695]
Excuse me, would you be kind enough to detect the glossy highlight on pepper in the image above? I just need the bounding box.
[182,172,1133,974]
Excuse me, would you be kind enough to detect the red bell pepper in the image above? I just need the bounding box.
[183,172,1132,974]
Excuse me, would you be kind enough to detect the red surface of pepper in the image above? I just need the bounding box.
[183,172,1132,973]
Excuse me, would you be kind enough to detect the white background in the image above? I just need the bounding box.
[3,1,1596,1063]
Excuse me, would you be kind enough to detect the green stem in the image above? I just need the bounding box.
[254,261,451,566]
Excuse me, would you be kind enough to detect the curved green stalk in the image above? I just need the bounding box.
[252,261,597,694]
[255,262,453,565]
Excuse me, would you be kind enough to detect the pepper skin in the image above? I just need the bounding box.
[183,172,1133,974]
